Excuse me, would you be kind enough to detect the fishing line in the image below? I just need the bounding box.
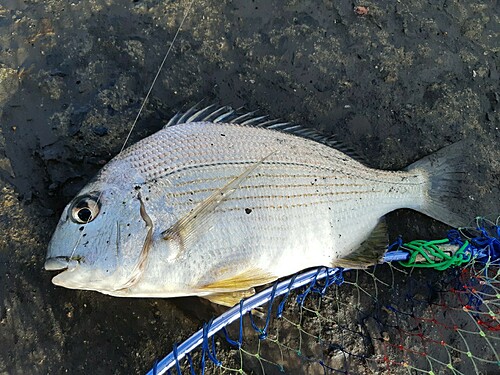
[69,0,195,260]
[120,0,195,153]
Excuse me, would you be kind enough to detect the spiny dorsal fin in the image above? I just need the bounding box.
[164,104,365,162]
[333,220,388,269]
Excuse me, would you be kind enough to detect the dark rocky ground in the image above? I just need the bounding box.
[0,0,498,374]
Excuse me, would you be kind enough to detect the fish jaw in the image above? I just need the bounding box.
[50,264,115,292]
[46,245,109,292]
[45,256,72,271]
[47,251,135,293]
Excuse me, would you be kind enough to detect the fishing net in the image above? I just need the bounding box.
[149,217,500,375]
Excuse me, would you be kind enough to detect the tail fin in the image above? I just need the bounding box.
[405,141,468,228]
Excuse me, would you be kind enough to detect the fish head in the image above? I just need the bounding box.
[45,172,151,293]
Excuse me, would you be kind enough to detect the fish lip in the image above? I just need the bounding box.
[44,256,70,271]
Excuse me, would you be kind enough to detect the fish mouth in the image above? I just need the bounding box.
[44,256,70,271]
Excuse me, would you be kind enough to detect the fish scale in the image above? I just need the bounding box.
[46,112,466,306]
[114,123,369,182]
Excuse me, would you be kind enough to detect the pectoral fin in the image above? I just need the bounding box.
[162,153,273,257]
[333,220,388,269]
[203,288,256,307]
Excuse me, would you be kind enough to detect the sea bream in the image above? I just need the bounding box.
[45,106,465,306]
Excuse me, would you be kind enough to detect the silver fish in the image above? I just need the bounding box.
[45,106,465,306]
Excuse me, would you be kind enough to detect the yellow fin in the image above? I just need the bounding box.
[333,220,388,269]
[203,288,256,307]
[162,153,273,257]
[198,268,277,292]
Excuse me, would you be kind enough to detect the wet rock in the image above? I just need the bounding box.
[92,126,108,136]
[0,65,19,108]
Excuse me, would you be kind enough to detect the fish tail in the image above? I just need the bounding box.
[405,141,468,228]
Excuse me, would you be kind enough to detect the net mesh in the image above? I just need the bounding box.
[155,217,500,375]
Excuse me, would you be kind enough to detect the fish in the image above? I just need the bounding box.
[45,106,466,306]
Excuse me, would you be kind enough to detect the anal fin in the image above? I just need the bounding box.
[333,220,388,269]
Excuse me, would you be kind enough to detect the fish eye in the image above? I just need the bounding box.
[70,194,101,224]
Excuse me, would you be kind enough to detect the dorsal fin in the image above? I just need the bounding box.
[164,105,365,161]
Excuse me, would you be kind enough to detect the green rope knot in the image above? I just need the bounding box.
[398,238,471,271]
